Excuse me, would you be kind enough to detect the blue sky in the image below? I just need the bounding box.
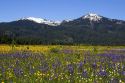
[0,0,125,22]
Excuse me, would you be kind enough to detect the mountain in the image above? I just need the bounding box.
[20,17,61,26]
[0,13,125,45]
[83,13,102,21]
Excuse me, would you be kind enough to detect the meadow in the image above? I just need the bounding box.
[0,45,125,83]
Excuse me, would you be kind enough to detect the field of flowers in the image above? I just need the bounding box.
[0,45,125,83]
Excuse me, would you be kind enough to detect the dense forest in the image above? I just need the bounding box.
[0,15,125,45]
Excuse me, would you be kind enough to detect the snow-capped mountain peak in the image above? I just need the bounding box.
[83,13,102,21]
[21,17,61,26]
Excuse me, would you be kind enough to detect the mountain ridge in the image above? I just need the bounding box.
[1,13,125,26]
[1,13,125,23]
[0,13,125,45]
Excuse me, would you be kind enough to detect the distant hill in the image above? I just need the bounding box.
[0,13,125,45]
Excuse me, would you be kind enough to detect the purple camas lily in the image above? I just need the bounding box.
[122,71,125,76]
[0,48,125,82]
[92,62,97,69]
[52,58,61,70]
[62,49,73,54]
[0,66,5,75]
[67,64,74,75]
[13,67,23,77]
[98,69,107,77]
[81,70,88,78]
[78,62,83,73]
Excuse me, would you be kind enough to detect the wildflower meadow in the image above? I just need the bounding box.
[0,45,125,83]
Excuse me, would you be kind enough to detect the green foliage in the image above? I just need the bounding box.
[11,40,16,50]
[0,46,125,82]
[0,18,125,45]
[50,47,60,53]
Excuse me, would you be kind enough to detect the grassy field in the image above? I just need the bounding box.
[0,44,124,53]
[0,45,125,83]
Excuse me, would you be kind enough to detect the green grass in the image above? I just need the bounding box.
[0,45,125,83]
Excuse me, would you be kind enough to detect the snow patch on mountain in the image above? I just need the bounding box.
[83,13,102,21]
[21,17,61,26]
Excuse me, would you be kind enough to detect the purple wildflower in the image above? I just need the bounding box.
[67,64,74,75]
[98,70,107,77]
[13,68,23,77]
[81,70,88,78]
